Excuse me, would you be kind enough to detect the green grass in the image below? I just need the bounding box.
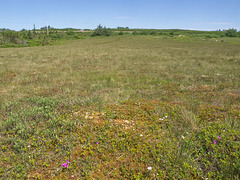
[0,35,240,179]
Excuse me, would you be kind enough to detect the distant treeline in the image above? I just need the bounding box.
[0,25,239,48]
[92,25,240,37]
[129,28,240,37]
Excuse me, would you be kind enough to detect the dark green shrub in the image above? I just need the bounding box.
[132,31,138,35]
[140,31,148,35]
[169,32,174,37]
[92,24,112,36]
[225,28,238,37]
[118,31,124,35]
[150,31,157,35]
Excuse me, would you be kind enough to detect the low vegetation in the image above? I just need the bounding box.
[0,34,239,179]
[1,25,240,48]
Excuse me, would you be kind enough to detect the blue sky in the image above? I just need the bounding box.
[0,0,239,31]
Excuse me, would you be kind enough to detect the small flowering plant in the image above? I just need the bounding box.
[62,159,70,168]
[159,115,168,121]
[147,166,152,170]
[213,137,221,144]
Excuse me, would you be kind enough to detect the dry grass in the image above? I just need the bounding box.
[1,36,239,105]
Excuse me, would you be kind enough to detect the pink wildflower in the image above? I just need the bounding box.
[213,140,217,144]
[62,163,68,168]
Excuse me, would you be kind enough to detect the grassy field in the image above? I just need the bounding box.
[0,35,240,179]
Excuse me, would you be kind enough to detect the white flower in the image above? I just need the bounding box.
[140,134,143,137]
[28,145,30,148]
[181,135,185,139]
[159,118,164,120]
[165,116,168,118]
[147,166,152,170]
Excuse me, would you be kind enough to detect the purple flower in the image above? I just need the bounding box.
[218,137,221,139]
[177,145,180,148]
[62,160,70,168]
[213,140,217,144]
[95,142,99,145]
[62,163,68,168]
[214,103,216,106]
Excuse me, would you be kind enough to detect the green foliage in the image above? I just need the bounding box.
[1,27,239,48]
[92,24,112,36]
[132,31,138,35]
[182,122,240,179]
[225,28,239,37]
[0,30,19,44]
[116,26,129,30]
[140,30,149,35]
[0,30,54,47]
[169,31,174,37]
[66,29,74,36]
[150,31,157,35]
[118,31,124,35]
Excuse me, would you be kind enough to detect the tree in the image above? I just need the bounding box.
[33,24,36,35]
[225,28,238,37]
[28,30,33,39]
[92,24,112,36]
